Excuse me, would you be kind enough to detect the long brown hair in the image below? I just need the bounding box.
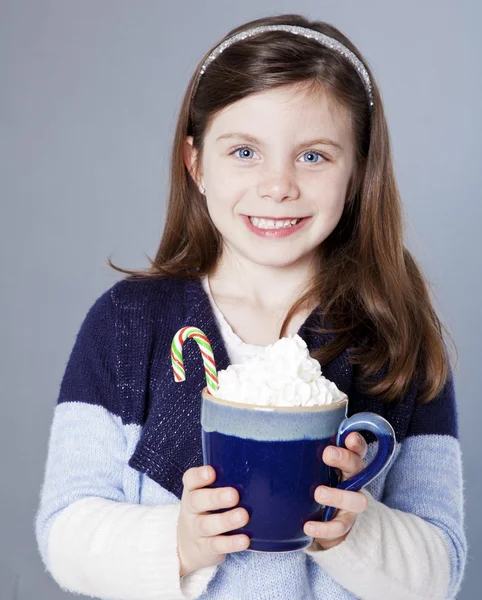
[107,13,457,404]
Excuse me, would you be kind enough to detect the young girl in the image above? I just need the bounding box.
[35,13,467,600]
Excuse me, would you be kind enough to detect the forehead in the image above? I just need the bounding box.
[205,83,353,145]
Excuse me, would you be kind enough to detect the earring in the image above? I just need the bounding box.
[199,185,205,194]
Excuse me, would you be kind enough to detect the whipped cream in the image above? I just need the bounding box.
[211,334,347,407]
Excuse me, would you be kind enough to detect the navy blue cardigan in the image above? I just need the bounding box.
[57,275,457,501]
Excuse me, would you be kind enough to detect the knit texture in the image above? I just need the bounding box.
[35,276,467,599]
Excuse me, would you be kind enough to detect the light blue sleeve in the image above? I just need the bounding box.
[381,433,467,599]
[34,401,128,568]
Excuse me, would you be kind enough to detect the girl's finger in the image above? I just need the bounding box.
[209,533,251,555]
[322,445,365,480]
[344,431,368,459]
[304,510,356,540]
[315,486,368,514]
[188,486,239,514]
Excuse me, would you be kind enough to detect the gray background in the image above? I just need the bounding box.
[1,1,480,598]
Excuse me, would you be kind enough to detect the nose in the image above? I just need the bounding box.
[257,168,300,203]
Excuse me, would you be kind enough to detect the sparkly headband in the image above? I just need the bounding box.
[192,24,374,111]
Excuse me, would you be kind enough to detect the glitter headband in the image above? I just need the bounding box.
[192,24,374,111]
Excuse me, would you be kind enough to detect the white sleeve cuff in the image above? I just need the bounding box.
[181,564,219,598]
[303,490,450,600]
[47,496,217,600]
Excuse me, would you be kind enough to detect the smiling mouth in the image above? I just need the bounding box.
[248,216,304,229]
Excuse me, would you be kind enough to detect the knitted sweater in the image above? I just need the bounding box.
[34,276,467,599]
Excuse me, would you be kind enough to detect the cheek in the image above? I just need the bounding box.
[332,196,347,222]
[204,195,239,236]
[317,172,351,218]
[314,193,346,228]
[205,179,244,218]
[206,165,251,205]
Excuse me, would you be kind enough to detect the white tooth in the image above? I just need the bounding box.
[250,216,300,229]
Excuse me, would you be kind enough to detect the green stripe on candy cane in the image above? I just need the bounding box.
[170,326,219,393]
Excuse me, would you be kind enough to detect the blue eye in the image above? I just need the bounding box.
[301,151,324,163]
[233,147,255,159]
[230,146,326,163]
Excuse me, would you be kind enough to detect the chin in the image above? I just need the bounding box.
[242,249,314,269]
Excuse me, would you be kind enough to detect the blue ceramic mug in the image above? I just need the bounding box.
[201,387,396,552]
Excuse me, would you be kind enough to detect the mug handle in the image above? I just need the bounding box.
[322,412,396,522]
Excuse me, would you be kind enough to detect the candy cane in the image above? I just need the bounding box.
[171,326,218,393]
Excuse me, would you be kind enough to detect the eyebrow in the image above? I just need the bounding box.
[215,132,343,151]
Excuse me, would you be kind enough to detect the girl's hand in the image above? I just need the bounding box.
[177,466,251,578]
[303,431,369,550]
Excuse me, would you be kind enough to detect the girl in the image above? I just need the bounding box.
[35,13,467,600]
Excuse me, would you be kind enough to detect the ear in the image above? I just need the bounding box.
[184,136,202,186]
